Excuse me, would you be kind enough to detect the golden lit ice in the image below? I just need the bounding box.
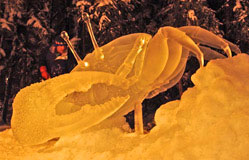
[11,15,240,145]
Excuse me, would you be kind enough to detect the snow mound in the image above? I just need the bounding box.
[155,53,249,159]
[0,54,248,160]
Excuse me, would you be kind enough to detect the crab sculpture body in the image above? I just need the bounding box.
[11,26,240,145]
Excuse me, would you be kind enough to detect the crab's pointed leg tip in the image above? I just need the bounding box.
[199,56,204,67]
[224,46,232,57]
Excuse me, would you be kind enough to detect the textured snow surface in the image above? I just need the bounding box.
[0,54,249,160]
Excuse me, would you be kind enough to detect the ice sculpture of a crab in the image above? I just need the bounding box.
[11,13,240,145]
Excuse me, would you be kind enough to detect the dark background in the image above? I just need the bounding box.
[0,0,248,130]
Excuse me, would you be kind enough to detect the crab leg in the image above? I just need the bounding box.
[134,103,143,134]
[146,49,189,99]
[139,26,203,88]
[158,64,186,98]
[179,26,240,57]
[133,27,204,134]
[223,38,241,54]
[199,46,226,60]
[157,27,204,67]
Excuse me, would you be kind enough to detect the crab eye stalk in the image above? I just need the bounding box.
[60,31,82,64]
[81,12,90,23]
[81,12,104,60]
[61,31,69,40]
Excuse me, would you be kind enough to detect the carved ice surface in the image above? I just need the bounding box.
[0,53,248,160]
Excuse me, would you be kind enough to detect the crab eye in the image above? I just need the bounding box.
[100,54,104,60]
[84,62,89,67]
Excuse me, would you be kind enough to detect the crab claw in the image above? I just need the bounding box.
[11,71,129,145]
